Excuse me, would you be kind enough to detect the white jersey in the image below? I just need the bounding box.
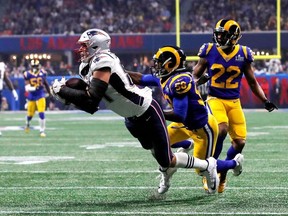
[0,62,7,90]
[79,50,152,118]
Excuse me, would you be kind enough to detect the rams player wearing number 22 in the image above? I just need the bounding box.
[193,19,278,192]
[24,59,51,137]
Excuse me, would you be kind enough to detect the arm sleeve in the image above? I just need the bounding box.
[140,74,160,86]
[172,96,188,121]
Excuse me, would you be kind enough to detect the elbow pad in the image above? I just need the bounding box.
[25,84,36,92]
[88,78,109,103]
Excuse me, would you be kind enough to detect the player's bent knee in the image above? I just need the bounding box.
[218,123,228,136]
[232,139,245,151]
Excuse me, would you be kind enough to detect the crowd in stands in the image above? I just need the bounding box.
[0,0,288,77]
[0,0,287,35]
[181,0,288,32]
[0,0,174,35]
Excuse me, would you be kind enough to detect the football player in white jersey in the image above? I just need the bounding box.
[51,29,219,195]
[0,60,18,136]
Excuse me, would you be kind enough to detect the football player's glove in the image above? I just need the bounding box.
[196,73,210,87]
[51,77,99,114]
[12,89,18,101]
[264,100,278,112]
[51,78,66,94]
[50,78,68,104]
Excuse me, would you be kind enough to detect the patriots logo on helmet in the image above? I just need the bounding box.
[87,30,107,39]
[87,30,98,38]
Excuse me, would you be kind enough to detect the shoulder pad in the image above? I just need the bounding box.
[242,46,254,63]
[23,71,29,79]
[40,69,47,75]
[90,53,114,71]
[197,43,214,58]
[169,73,193,96]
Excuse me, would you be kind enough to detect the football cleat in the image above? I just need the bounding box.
[200,157,219,194]
[202,176,208,192]
[40,132,46,137]
[24,126,30,133]
[218,173,227,193]
[158,167,177,194]
[204,173,226,193]
[176,139,194,153]
[233,153,244,176]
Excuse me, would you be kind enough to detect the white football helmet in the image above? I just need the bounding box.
[76,29,111,63]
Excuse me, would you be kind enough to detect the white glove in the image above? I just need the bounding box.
[60,77,67,85]
[50,78,68,104]
[24,99,28,110]
[12,89,18,101]
[51,79,65,94]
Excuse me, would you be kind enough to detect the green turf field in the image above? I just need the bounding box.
[0,110,287,215]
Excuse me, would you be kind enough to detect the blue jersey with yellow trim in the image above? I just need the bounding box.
[198,43,254,99]
[24,69,47,101]
[161,71,208,130]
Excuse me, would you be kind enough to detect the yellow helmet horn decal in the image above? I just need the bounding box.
[215,19,223,29]
[224,20,241,32]
[155,46,181,72]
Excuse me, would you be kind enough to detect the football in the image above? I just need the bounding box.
[65,77,88,90]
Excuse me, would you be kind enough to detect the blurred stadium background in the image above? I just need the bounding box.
[0,0,287,111]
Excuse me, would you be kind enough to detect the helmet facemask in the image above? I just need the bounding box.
[76,42,97,63]
[30,59,40,74]
[151,57,173,78]
[151,46,185,78]
[76,29,111,63]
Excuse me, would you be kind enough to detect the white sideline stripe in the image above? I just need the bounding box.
[0,186,287,190]
[0,212,287,215]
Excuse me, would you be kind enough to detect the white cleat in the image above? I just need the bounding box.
[233,153,244,176]
[176,139,194,153]
[157,167,177,194]
[200,157,219,194]
[40,132,46,137]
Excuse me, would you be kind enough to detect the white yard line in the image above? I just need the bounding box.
[0,211,287,215]
[0,186,287,190]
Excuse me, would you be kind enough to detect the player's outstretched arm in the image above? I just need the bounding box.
[244,62,278,112]
[51,78,99,114]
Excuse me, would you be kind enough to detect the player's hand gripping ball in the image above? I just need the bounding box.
[51,77,88,105]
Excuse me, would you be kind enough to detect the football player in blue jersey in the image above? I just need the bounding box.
[24,59,51,137]
[193,19,278,192]
[128,45,244,194]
